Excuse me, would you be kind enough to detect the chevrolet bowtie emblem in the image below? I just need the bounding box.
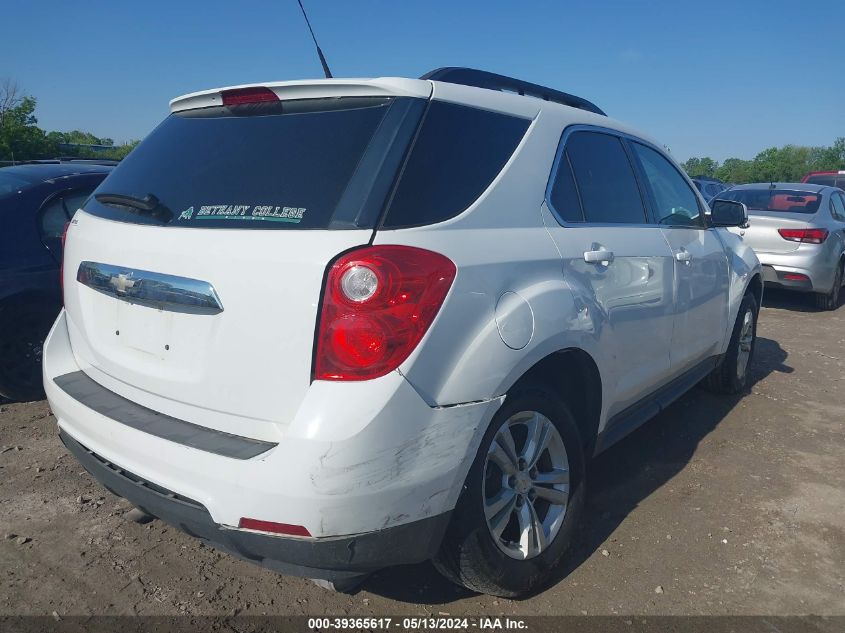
[109,273,136,294]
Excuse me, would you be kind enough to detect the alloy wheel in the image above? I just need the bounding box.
[482,411,569,560]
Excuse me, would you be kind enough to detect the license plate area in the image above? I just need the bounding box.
[117,302,172,359]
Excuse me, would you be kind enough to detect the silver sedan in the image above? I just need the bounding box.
[718,183,845,310]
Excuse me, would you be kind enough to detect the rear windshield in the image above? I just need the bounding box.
[83,97,424,230]
[805,174,845,190]
[82,95,529,231]
[720,188,822,214]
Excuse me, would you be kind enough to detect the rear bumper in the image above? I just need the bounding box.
[756,248,838,293]
[44,309,500,576]
[761,265,814,292]
[60,430,449,580]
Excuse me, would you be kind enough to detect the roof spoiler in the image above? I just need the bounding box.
[421,67,606,116]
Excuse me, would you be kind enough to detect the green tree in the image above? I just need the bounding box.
[684,139,845,185]
[751,145,812,182]
[681,156,719,177]
[808,137,845,172]
[47,129,115,147]
[716,158,752,184]
[0,79,57,161]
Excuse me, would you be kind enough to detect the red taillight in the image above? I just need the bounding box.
[238,518,311,537]
[778,228,828,244]
[221,87,279,106]
[314,245,457,381]
[60,221,70,302]
[783,273,809,281]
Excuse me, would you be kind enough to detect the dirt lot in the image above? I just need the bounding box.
[1,290,843,617]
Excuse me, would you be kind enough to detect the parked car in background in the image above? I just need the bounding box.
[44,68,760,597]
[691,176,728,202]
[0,163,111,401]
[802,170,845,190]
[718,183,845,309]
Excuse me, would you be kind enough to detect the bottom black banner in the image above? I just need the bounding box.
[0,616,842,633]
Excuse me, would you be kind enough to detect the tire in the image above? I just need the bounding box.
[703,292,758,394]
[814,261,843,311]
[432,386,586,597]
[0,301,59,402]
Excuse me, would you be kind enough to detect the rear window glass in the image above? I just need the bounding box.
[721,188,822,214]
[82,97,424,230]
[381,101,530,228]
[805,174,841,188]
[805,174,845,190]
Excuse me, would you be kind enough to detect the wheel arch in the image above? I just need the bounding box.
[746,272,763,307]
[508,348,603,456]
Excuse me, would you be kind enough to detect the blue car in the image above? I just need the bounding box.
[0,163,111,401]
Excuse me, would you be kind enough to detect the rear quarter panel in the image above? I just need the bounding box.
[374,105,618,432]
[713,227,761,353]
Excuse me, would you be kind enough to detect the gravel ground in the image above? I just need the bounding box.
[1,289,843,617]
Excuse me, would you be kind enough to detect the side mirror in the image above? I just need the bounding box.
[710,199,749,228]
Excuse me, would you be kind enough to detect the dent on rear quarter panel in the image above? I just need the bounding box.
[309,399,479,496]
[715,228,761,354]
[306,391,503,533]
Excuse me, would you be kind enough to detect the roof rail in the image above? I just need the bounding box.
[420,67,606,116]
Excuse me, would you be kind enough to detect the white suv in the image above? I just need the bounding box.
[44,68,762,597]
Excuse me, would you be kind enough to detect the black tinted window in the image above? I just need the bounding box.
[806,174,837,187]
[831,193,845,220]
[40,197,70,239]
[705,183,721,197]
[39,189,95,239]
[565,131,646,224]
[632,142,702,227]
[83,97,423,230]
[549,152,584,222]
[382,101,529,228]
[721,188,821,214]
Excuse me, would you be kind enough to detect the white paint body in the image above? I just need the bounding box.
[44,76,761,542]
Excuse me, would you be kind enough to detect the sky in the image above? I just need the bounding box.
[4,0,844,162]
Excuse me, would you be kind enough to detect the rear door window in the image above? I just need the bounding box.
[631,142,703,227]
[561,130,647,224]
[831,192,845,220]
[381,101,530,228]
[82,97,424,230]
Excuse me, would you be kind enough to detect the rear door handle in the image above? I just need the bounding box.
[583,249,614,264]
[674,249,692,263]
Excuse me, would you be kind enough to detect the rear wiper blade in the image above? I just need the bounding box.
[94,192,174,223]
